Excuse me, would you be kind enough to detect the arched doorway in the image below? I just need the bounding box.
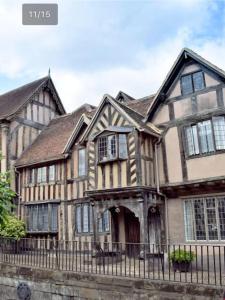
[110,206,140,245]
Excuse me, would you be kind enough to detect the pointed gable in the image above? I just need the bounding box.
[146,48,225,121]
[82,94,160,142]
[0,76,65,120]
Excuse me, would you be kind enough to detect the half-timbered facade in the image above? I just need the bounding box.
[14,48,225,247]
[0,75,65,191]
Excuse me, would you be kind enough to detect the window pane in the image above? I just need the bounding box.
[76,206,82,233]
[198,120,214,153]
[83,204,89,233]
[184,201,194,240]
[193,71,204,91]
[119,134,128,158]
[32,205,38,231]
[49,165,55,181]
[89,205,93,233]
[42,167,47,182]
[218,198,225,240]
[38,204,48,231]
[98,217,103,232]
[30,169,35,183]
[181,75,193,95]
[51,204,58,232]
[98,136,108,161]
[108,135,117,159]
[186,125,199,156]
[213,116,225,150]
[37,168,42,183]
[194,199,206,240]
[103,210,110,232]
[206,198,218,240]
[78,149,86,176]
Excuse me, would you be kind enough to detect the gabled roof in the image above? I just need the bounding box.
[81,94,161,142]
[115,91,135,102]
[15,104,95,167]
[0,76,65,120]
[145,48,225,121]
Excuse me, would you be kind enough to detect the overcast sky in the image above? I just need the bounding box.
[0,0,225,112]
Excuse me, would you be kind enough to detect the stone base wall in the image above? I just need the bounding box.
[0,263,223,300]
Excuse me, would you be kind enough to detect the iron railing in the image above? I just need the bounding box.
[0,238,224,286]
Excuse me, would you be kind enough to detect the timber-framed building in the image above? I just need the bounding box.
[6,48,225,247]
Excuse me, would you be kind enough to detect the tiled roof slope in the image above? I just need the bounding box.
[16,104,95,167]
[0,76,63,119]
[125,95,155,117]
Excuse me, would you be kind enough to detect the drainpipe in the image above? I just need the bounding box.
[154,137,170,246]
[14,167,21,219]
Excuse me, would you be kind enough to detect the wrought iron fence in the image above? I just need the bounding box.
[0,237,224,286]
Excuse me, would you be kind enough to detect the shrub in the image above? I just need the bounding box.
[169,249,195,263]
[0,214,26,240]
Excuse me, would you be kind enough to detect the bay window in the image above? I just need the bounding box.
[98,134,127,162]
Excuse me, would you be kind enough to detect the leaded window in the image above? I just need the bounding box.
[49,165,55,182]
[98,134,127,162]
[78,148,86,176]
[98,210,110,233]
[75,204,93,234]
[27,204,58,232]
[184,197,225,241]
[37,167,47,183]
[181,71,205,95]
[185,116,225,157]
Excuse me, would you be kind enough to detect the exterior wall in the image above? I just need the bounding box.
[153,61,225,185]
[167,198,185,244]
[20,161,65,239]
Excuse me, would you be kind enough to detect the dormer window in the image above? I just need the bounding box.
[98,134,128,162]
[181,71,205,95]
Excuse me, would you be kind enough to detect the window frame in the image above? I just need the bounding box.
[180,71,205,96]
[184,197,225,242]
[97,133,128,163]
[78,148,87,177]
[26,203,58,233]
[75,203,93,234]
[184,115,225,158]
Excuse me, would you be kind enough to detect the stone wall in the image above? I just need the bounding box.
[0,263,223,300]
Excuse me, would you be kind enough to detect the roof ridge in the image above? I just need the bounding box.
[0,76,48,97]
[117,99,145,119]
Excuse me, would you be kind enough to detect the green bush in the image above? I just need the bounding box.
[0,214,26,240]
[169,249,195,263]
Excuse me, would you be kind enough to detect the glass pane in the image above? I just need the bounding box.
[181,75,193,95]
[33,205,38,231]
[98,136,107,161]
[51,205,58,232]
[103,210,110,232]
[218,197,225,240]
[98,217,103,232]
[89,205,93,233]
[198,120,214,153]
[213,116,225,150]
[184,201,194,240]
[78,149,86,176]
[194,199,206,240]
[76,205,82,233]
[42,167,47,182]
[186,125,199,156]
[49,165,55,181]
[38,204,48,231]
[206,198,218,240]
[193,71,204,91]
[83,204,89,233]
[37,168,42,183]
[108,135,117,159]
[119,134,128,158]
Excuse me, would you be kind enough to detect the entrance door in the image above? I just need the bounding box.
[125,209,140,256]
